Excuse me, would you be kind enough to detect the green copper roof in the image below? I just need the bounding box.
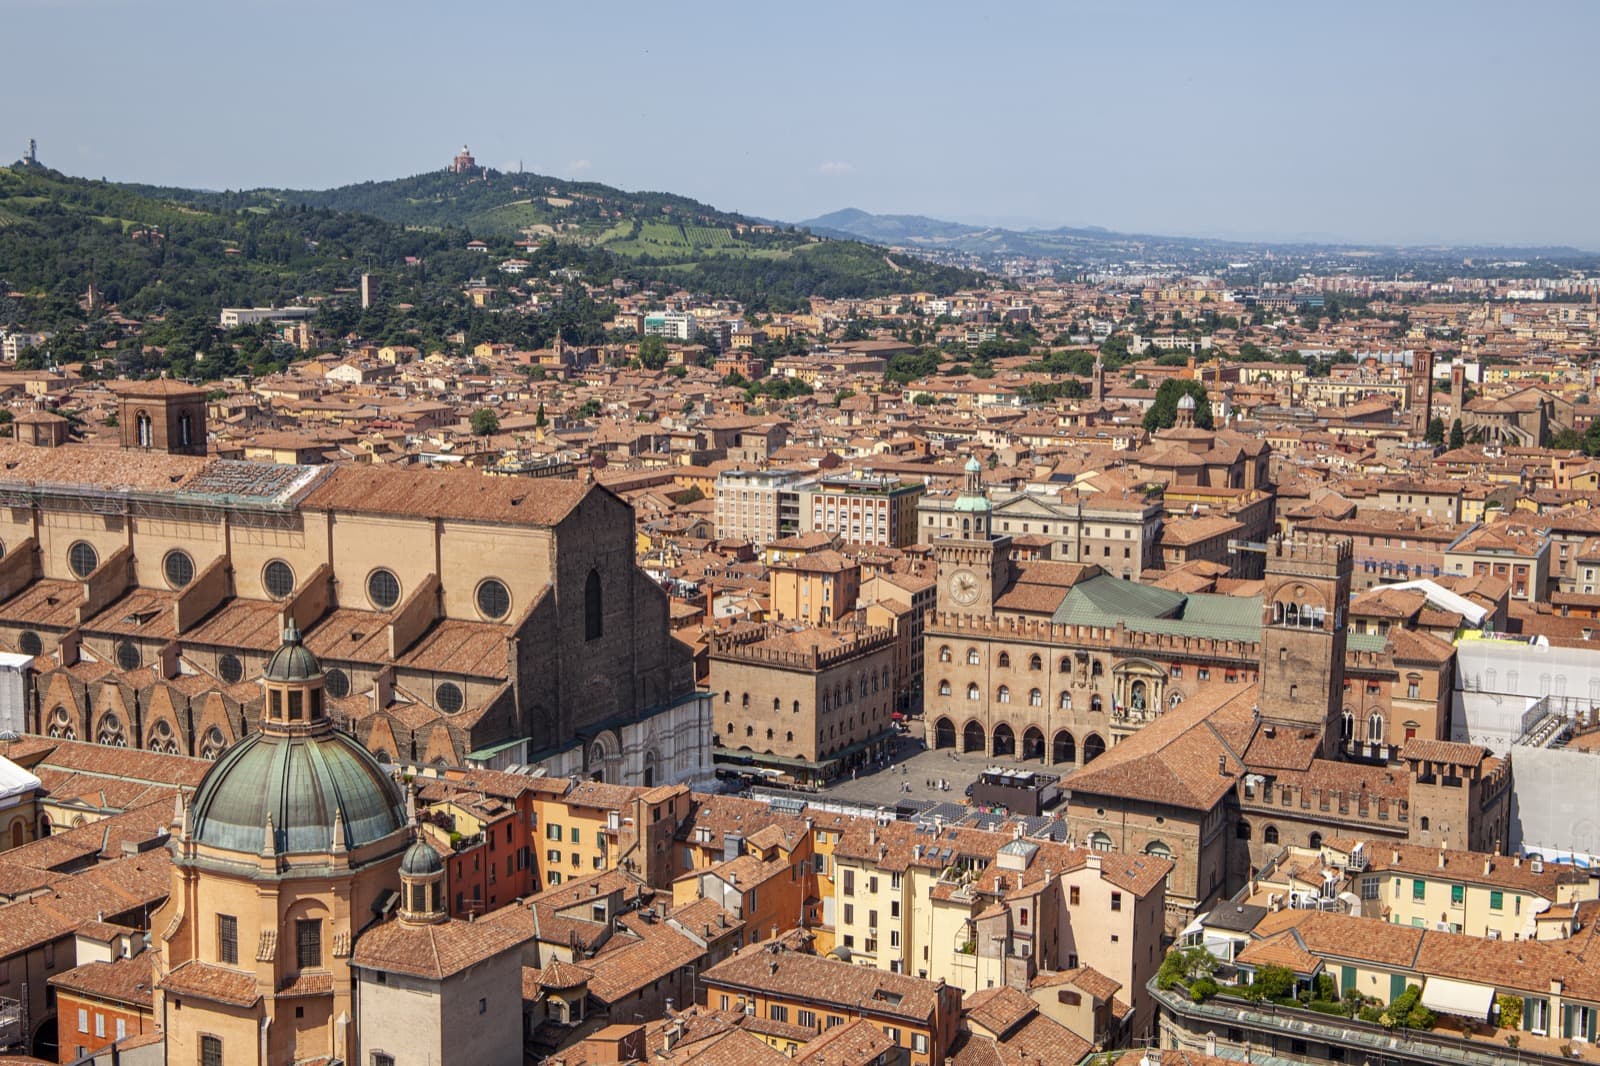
[264,624,321,682]
[954,493,991,513]
[190,729,406,854]
[1346,631,1388,654]
[400,838,444,876]
[1051,574,1262,643]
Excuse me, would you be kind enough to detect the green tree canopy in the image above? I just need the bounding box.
[1583,418,1600,457]
[1449,418,1465,450]
[1143,378,1214,432]
[637,334,668,370]
[1425,416,1445,445]
[470,408,500,436]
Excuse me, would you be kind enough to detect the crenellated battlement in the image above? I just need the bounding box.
[1239,777,1410,831]
[1267,532,1354,569]
[709,624,896,672]
[925,611,1262,662]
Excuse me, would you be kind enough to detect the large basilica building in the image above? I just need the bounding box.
[0,383,709,787]
[154,625,527,1066]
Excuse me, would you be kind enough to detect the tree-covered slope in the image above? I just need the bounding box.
[0,164,982,377]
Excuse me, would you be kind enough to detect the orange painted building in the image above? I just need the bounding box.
[49,950,156,1064]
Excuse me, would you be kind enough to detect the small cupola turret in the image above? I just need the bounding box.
[260,624,328,736]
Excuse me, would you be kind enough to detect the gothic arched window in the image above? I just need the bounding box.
[584,569,603,641]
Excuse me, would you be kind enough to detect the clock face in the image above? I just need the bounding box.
[949,568,980,606]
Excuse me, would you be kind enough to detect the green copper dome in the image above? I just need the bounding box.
[400,837,444,877]
[264,624,321,682]
[189,729,406,855]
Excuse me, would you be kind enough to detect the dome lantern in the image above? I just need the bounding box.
[398,836,447,925]
[261,623,327,735]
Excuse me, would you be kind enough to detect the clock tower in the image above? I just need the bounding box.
[934,457,1011,615]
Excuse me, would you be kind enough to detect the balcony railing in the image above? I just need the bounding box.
[1151,980,1572,1066]
[0,996,20,1051]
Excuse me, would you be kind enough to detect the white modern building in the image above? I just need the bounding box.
[643,310,698,342]
[218,306,316,328]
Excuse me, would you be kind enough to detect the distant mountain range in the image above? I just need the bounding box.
[797,207,1598,266]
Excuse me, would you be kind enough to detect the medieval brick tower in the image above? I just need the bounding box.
[1411,348,1435,439]
[933,457,1012,615]
[1258,533,1352,756]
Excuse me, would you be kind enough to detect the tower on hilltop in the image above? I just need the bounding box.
[450,144,476,174]
[1257,533,1352,757]
[932,456,1011,615]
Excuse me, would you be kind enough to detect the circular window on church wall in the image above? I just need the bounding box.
[435,681,464,714]
[115,640,141,671]
[367,569,401,611]
[218,654,244,685]
[69,541,99,579]
[163,549,195,590]
[18,631,42,657]
[263,560,296,600]
[325,668,351,700]
[476,579,511,621]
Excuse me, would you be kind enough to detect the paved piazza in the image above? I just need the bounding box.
[800,730,1062,810]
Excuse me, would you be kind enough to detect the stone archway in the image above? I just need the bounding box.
[1022,726,1045,761]
[992,722,1015,757]
[585,729,622,783]
[934,717,956,749]
[1052,730,1076,765]
[962,720,986,754]
[31,1017,57,1061]
[1083,733,1107,764]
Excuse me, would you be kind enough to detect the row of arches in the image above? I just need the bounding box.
[45,704,231,759]
[1237,821,1321,851]
[938,647,1107,677]
[1083,832,1173,859]
[33,666,469,767]
[932,717,1106,765]
[935,680,1107,713]
[1341,709,1389,745]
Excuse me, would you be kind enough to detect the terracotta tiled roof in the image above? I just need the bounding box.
[158,960,261,1008]
[350,916,528,980]
[1030,965,1122,1003]
[1062,685,1256,810]
[537,958,595,990]
[47,953,155,1008]
[302,464,592,526]
[793,1017,896,1066]
[1397,738,1493,768]
[962,984,1036,1036]
[585,916,706,1003]
[949,1010,1091,1066]
[703,944,942,1023]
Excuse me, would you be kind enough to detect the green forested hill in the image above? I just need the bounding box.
[119,166,983,300]
[0,164,981,377]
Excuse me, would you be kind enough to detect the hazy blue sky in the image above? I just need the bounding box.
[4,0,1597,247]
